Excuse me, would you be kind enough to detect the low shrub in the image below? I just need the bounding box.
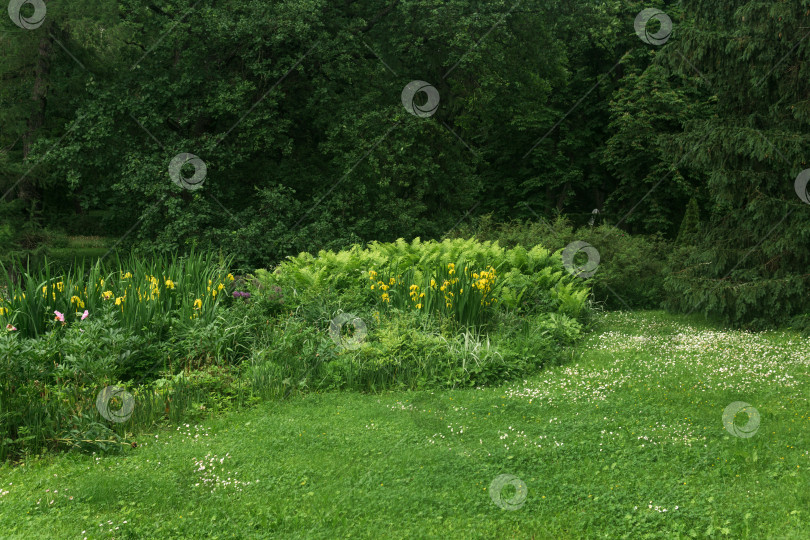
[662,243,810,330]
[453,215,671,310]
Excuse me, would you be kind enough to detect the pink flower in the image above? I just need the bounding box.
[80,310,89,321]
[54,310,64,323]
[5,324,16,331]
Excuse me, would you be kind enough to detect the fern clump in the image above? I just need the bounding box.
[253,237,592,331]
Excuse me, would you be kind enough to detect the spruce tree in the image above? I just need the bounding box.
[659,0,810,326]
[675,198,700,245]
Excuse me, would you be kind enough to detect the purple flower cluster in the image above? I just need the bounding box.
[232,291,251,299]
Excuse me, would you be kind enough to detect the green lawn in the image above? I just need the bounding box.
[1,311,809,538]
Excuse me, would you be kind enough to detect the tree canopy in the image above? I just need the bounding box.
[1,0,808,324]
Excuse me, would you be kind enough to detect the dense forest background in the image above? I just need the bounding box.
[1,0,809,326]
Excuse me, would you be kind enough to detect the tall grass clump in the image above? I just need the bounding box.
[367,261,498,328]
[0,251,235,339]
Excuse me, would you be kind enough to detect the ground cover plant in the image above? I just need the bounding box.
[1,311,808,538]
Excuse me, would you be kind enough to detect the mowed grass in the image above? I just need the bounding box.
[1,311,810,539]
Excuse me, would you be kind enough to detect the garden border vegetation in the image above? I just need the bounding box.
[0,237,591,462]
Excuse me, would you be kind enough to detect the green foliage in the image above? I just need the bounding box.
[243,237,591,397]
[254,237,591,327]
[0,0,671,270]
[0,251,235,339]
[676,197,701,246]
[654,0,810,326]
[0,253,262,461]
[4,312,809,538]
[367,261,499,329]
[1,0,805,330]
[456,216,670,310]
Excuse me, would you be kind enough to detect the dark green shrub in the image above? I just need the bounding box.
[662,244,810,330]
[455,215,670,310]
